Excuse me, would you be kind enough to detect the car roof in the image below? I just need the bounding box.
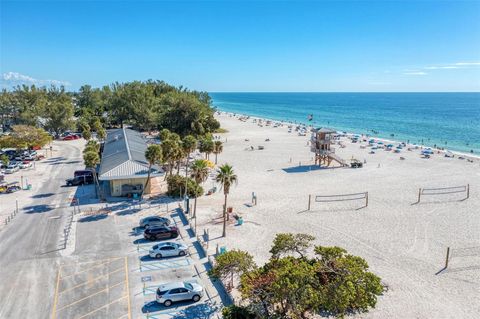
[158,282,185,291]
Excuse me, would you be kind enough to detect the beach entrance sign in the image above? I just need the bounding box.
[415,184,470,204]
[307,191,368,211]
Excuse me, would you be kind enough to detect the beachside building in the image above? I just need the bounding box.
[98,127,163,197]
[311,127,346,167]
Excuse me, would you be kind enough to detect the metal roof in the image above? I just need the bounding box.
[98,128,163,180]
[316,127,337,134]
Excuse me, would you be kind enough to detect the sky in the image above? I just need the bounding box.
[1,0,480,92]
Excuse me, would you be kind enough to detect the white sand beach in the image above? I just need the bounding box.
[193,112,480,319]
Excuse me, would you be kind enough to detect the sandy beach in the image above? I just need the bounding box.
[193,112,480,319]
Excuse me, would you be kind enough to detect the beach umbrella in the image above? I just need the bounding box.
[378,141,384,145]
[387,144,393,147]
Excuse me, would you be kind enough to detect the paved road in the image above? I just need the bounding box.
[0,141,83,319]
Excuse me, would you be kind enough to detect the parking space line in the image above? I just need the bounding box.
[59,267,125,294]
[60,257,122,279]
[56,280,125,311]
[76,295,128,319]
[124,256,132,319]
[139,258,192,272]
[51,266,62,319]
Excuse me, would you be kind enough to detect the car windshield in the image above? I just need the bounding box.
[152,245,158,249]
[184,283,193,290]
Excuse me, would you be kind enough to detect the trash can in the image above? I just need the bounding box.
[27,184,32,190]
[227,207,233,213]
[238,217,243,225]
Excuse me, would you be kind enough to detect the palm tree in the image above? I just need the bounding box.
[190,159,209,218]
[161,139,178,179]
[182,135,197,177]
[216,164,238,237]
[213,140,223,164]
[143,144,162,197]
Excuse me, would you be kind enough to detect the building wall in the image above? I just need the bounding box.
[109,177,151,197]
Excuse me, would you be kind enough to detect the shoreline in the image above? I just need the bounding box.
[216,110,480,161]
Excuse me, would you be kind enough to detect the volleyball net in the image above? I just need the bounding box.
[308,191,368,210]
[416,184,469,203]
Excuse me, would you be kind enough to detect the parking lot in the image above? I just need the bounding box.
[111,201,224,319]
[51,257,131,319]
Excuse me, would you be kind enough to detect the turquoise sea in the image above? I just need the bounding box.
[210,93,480,154]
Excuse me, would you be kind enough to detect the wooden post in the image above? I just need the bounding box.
[445,247,450,268]
[308,194,312,211]
[365,192,369,207]
[466,184,470,199]
[417,188,422,203]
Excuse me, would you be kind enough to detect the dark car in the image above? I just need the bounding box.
[74,170,94,178]
[139,216,172,228]
[66,175,94,186]
[144,226,179,240]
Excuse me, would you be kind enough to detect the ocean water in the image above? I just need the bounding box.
[210,92,480,154]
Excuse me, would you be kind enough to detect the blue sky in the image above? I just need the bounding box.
[1,0,479,92]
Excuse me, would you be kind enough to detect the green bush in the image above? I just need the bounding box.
[222,305,256,319]
[166,175,203,198]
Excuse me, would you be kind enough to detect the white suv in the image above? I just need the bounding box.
[156,281,204,307]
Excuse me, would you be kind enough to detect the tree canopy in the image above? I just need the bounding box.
[1,80,220,139]
[209,233,384,319]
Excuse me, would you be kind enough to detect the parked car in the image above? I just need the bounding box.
[65,175,94,186]
[149,242,188,259]
[5,163,19,174]
[6,181,21,193]
[62,135,76,141]
[139,216,172,228]
[19,161,33,169]
[156,281,204,307]
[74,170,94,178]
[144,225,178,240]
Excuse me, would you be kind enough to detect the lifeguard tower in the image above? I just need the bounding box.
[311,128,347,167]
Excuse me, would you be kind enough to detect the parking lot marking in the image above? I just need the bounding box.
[76,295,128,319]
[56,280,125,312]
[60,257,122,279]
[124,256,132,319]
[51,266,62,319]
[58,267,125,294]
[140,258,192,272]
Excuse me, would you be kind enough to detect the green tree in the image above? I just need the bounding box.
[270,233,316,259]
[159,128,171,141]
[143,144,163,197]
[0,125,52,149]
[43,86,74,136]
[213,140,223,164]
[237,238,384,319]
[215,164,238,237]
[0,154,9,167]
[199,137,214,159]
[209,249,256,287]
[182,134,197,178]
[221,305,256,319]
[190,159,209,218]
[83,150,100,168]
[82,129,92,141]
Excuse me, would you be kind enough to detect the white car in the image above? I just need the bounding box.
[149,242,188,259]
[5,164,20,174]
[19,162,32,169]
[156,281,204,307]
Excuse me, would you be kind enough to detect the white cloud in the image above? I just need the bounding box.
[454,62,480,66]
[403,71,427,75]
[424,61,480,70]
[1,72,71,86]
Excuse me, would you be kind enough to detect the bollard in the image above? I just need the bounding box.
[7,216,10,222]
